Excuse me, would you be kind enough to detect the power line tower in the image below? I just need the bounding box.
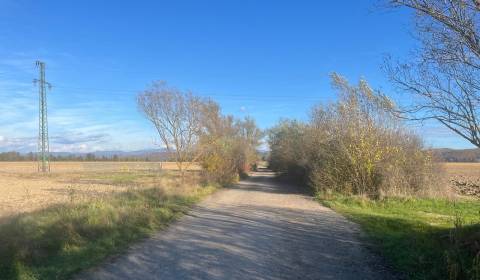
[34,61,52,172]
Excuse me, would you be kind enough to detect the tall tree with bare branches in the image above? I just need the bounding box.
[137,81,207,174]
[385,0,480,147]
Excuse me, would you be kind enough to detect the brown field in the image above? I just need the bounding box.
[441,162,480,177]
[0,161,476,221]
[441,162,480,198]
[0,161,201,220]
[0,161,200,173]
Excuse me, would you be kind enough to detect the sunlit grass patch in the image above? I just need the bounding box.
[319,195,480,280]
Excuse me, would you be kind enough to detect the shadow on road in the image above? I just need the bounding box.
[78,170,395,280]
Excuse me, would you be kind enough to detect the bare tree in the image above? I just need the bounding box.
[385,0,480,147]
[137,81,206,174]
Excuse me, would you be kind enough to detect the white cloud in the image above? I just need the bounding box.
[0,132,111,153]
[0,52,164,153]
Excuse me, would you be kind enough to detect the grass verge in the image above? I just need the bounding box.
[0,185,216,280]
[318,194,480,280]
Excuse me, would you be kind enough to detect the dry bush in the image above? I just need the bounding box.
[269,73,444,198]
[199,110,262,185]
[268,120,309,180]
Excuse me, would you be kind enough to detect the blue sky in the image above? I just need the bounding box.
[0,0,473,152]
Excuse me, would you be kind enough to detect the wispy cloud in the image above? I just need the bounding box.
[0,52,128,152]
[50,132,111,152]
[0,132,111,153]
[52,132,109,145]
[0,136,36,152]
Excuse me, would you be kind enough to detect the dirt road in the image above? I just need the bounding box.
[78,170,395,280]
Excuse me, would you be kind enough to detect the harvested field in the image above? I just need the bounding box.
[442,162,480,198]
[0,161,201,220]
[0,161,200,173]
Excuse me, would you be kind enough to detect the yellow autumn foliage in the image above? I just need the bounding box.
[269,73,441,198]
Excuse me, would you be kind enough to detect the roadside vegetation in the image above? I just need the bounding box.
[0,171,216,279]
[269,73,438,199]
[137,81,262,181]
[268,74,480,279]
[321,195,480,280]
[268,1,480,278]
[0,85,261,280]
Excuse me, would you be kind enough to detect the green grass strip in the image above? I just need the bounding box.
[318,195,480,280]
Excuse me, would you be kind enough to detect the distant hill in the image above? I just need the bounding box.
[432,148,480,162]
[0,149,173,161]
[55,149,173,161]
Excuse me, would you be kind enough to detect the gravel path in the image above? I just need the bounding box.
[78,170,395,280]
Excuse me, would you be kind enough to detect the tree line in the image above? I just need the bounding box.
[0,152,169,162]
[268,74,438,198]
[137,81,262,184]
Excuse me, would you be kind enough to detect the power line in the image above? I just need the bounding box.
[33,61,51,173]
[1,67,336,101]
[3,73,395,102]
[52,85,333,101]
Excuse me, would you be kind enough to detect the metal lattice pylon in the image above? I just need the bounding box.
[34,61,51,172]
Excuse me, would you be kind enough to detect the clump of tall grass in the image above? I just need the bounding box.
[446,213,480,280]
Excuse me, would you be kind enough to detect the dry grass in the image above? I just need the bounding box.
[0,161,201,220]
[0,162,214,279]
[0,161,200,173]
[441,162,480,177]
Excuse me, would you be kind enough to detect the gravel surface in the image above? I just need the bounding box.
[77,170,395,280]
